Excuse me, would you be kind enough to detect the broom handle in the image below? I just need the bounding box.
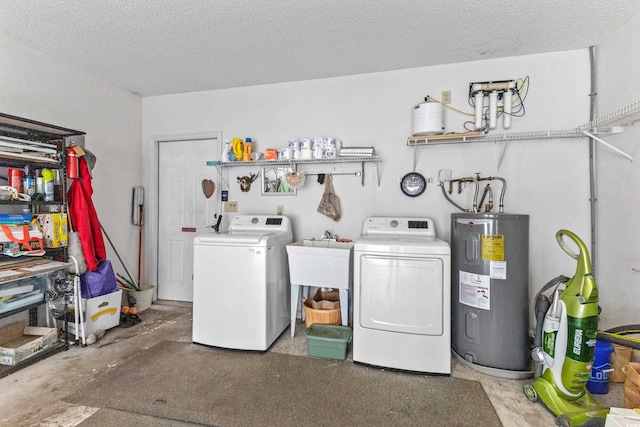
[137,206,143,287]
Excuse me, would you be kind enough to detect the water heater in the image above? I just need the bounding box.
[451,213,531,379]
[412,101,445,136]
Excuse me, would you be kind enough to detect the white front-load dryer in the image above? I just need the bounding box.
[192,215,292,351]
[353,217,451,374]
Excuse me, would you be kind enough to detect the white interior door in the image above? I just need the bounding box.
[157,138,220,301]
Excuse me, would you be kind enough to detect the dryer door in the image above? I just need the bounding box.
[358,254,444,335]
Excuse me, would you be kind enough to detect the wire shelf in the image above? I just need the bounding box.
[210,156,382,167]
[577,100,640,131]
[407,130,584,146]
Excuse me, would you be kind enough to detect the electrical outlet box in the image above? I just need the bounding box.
[442,90,451,104]
[277,205,284,215]
[438,169,452,182]
[224,201,238,212]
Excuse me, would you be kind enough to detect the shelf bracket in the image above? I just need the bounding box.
[580,129,633,161]
[497,142,509,171]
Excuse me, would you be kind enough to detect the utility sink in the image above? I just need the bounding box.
[286,240,354,287]
[287,240,354,337]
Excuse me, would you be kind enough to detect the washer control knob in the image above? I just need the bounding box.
[390,220,399,228]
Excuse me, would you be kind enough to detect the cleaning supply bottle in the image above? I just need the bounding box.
[35,169,43,195]
[53,170,63,201]
[243,138,253,161]
[232,138,243,161]
[222,140,231,162]
[41,168,55,202]
[23,165,35,197]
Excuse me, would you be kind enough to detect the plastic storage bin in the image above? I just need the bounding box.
[587,340,615,394]
[305,324,352,360]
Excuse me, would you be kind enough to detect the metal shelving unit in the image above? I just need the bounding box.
[0,112,83,377]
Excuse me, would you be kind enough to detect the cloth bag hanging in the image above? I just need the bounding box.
[317,174,341,221]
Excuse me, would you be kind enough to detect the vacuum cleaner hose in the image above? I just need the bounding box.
[532,275,570,378]
[598,325,640,350]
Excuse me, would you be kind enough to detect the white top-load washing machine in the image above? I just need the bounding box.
[353,217,451,374]
[192,215,292,351]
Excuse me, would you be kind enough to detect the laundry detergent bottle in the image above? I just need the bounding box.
[243,138,253,162]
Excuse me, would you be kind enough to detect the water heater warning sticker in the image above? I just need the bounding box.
[459,271,490,310]
[482,234,504,261]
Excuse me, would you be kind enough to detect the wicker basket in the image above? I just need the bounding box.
[622,362,640,408]
[302,289,341,327]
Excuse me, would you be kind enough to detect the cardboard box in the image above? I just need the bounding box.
[605,408,640,427]
[63,290,122,336]
[305,289,340,310]
[35,213,68,248]
[0,239,44,257]
[0,322,58,366]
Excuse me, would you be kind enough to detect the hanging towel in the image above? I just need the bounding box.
[67,157,107,271]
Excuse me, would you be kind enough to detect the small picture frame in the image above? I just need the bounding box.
[262,167,297,195]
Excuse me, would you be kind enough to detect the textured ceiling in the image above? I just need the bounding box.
[1,0,639,97]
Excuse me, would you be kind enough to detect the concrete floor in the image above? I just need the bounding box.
[0,301,625,426]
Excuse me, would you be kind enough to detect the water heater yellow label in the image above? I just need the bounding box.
[482,234,504,261]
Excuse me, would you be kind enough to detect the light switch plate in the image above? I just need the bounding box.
[224,201,238,212]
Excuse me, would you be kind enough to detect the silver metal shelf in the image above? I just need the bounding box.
[577,100,640,131]
[407,130,585,146]
[209,156,382,188]
[209,156,382,167]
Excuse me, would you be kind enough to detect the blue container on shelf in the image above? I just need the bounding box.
[587,340,615,394]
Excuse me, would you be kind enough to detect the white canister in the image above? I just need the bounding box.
[324,137,336,148]
[324,147,337,158]
[300,138,312,150]
[279,147,291,160]
[313,146,324,159]
[312,137,324,149]
[288,139,300,151]
[292,148,300,160]
[300,149,312,160]
[412,101,445,136]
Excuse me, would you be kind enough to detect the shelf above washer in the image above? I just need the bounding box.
[209,156,381,167]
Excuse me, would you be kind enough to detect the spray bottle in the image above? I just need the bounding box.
[41,168,55,202]
[222,140,231,162]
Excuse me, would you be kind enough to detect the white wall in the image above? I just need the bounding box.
[144,49,593,322]
[594,14,640,330]
[0,36,142,325]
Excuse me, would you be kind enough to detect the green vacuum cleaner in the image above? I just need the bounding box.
[524,230,609,427]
